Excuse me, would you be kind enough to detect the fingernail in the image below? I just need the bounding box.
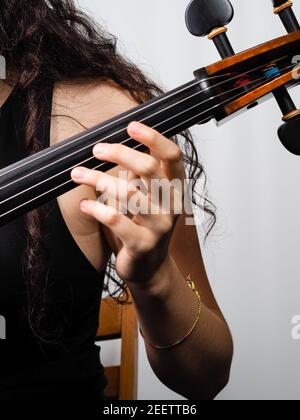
[80,199,89,211]
[72,167,87,179]
[94,143,109,156]
[129,122,144,136]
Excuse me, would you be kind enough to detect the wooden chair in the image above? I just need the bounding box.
[96,296,138,400]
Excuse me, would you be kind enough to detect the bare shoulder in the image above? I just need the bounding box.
[51,78,138,142]
[50,79,140,255]
[49,78,138,243]
[0,80,14,108]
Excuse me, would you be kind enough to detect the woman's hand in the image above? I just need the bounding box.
[71,121,233,400]
[71,121,186,287]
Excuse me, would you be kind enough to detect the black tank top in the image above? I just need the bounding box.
[0,86,107,400]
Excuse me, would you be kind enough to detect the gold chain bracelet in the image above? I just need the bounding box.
[139,275,202,350]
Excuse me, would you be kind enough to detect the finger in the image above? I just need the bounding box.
[93,142,165,182]
[71,167,134,199]
[128,170,137,182]
[133,212,175,238]
[79,199,153,254]
[127,121,184,180]
[71,167,148,215]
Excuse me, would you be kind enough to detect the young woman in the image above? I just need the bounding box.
[0,0,233,400]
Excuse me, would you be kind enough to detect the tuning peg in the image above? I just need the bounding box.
[271,0,300,33]
[278,113,300,155]
[185,0,235,58]
[272,86,300,154]
[270,1,300,154]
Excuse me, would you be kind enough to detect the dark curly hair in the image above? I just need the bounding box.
[0,0,216,341]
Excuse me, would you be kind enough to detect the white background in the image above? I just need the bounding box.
[80,0,300,400]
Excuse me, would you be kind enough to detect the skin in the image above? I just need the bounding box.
[0,78,233,400]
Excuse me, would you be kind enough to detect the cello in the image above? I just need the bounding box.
[0,0,299,226]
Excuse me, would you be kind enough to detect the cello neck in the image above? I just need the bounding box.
[0,75,214,226]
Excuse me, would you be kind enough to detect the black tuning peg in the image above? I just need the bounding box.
[278,113,300,155]
[270,2,300,155]
[272,86,300,155]
[271,0,300,33]
[185,0,235,59]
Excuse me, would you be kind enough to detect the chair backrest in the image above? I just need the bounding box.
[96,296,138,400]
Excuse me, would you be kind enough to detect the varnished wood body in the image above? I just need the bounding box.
[206,31,300,75]
[203,31,300,119]
[225,71,295,115]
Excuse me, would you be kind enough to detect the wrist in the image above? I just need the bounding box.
[126,254,179,300]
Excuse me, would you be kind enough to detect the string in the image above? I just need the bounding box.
[0,63,291,220]
[0,62,294,216]
[0,57,284,181]
[0,58,292,202]
[0,78,217,179]
[0,66,283,204]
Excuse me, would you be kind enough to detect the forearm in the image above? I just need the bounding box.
[73,119,233,399]
[128,255,233,400]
